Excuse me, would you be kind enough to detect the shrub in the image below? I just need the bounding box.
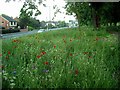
[2,29,20,34]
[106,26,120,32]
[28,26,34,31]
[2,27,5,29]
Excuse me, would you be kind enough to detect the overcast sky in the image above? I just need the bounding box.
[0,0,76,22]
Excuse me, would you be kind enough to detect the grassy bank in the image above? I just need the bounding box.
[2,26,120,88]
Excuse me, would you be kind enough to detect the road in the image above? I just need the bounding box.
[0,27,71,39]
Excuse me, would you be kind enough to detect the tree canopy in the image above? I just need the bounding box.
[18,0,41,29]
[5,0,120,29]
[65,2,120,28]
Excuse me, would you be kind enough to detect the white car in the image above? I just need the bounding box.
[38,30,43,33]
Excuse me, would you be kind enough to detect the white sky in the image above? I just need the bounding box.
[0,0,76,23]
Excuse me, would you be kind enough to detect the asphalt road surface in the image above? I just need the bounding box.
[0,27,71,39]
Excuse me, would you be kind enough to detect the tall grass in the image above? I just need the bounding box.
[2,26,119,88]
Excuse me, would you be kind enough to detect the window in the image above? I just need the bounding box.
[11,22,13,25]
[14,22,17,25]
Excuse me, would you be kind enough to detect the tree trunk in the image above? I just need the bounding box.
[92,8,96,28]
[96,15,100,28]
[92,8,100,29]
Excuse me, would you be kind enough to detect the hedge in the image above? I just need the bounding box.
[106,26,120,32]
[1,29,20,34]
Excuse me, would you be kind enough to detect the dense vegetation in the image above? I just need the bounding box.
[2,27,120,88]
[2,1,120,88]
[1,29,20,34]
[65,2,120,28]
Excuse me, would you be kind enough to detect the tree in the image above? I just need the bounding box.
[19,1,41,29]
[96,2,120,27]
[40,21,47,29]
[65,2,119,29]
[65,2,91,29]
[29,18,40,29]
[89,2,104,28]
[57,21,67,28]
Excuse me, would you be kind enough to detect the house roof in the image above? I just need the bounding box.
[1,14,16,22]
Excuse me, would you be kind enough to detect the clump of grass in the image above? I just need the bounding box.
[2,26,119,88]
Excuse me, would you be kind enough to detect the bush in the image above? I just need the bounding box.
[1,29,20,34]
[106,26,120,32]
[2,27,5,29]
[28,26,34,31]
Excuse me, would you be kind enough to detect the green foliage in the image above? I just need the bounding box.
[2,26,119,88]
[19,1,41,29]
[65,2,91,27]
[40,21,47,29]
[57,21,68,28]
[20,1,41,17]
[106,26,120,32]
[65,2,120,28]
[28,18,40,29]
[28,26,34,31]
[1,29,20,34]
[100,2,120,26]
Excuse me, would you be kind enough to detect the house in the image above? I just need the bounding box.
[0,14,17,29]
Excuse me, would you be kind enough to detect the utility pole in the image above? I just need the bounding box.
[46,17,48,31]
[46,6,51,31]
[48,6,51,30]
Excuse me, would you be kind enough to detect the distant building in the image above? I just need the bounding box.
[47,21,58,27]
[0,14,17,29]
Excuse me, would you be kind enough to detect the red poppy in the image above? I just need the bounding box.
[41,52,46,55]
[75,69,79,75]
[70,53,72,56]
[70,39,72,42]
[96,37,99,41]
[0,54,2,57]
[6,56,9,59]
[88,56,92,58]
[12,39,19,42]
[63,40,66,43]
[54,45,56,48]
[36,55,41,58]
[83,52,88,55]
[13,40,17,42]
[44,61,49,65]
[8,51,11,54]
